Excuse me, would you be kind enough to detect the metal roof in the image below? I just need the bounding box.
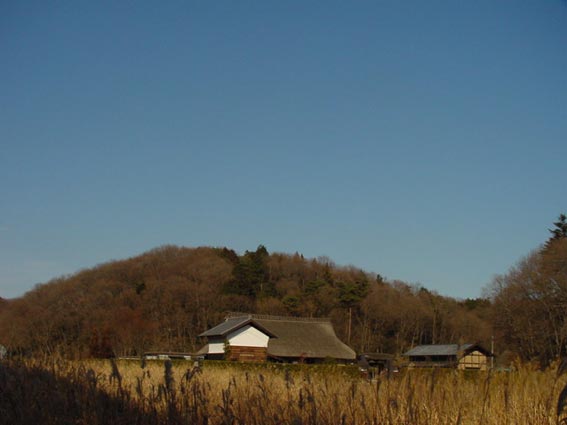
[403,343,490,357]
[360,353,394,361]
[404,344,460,357]
[199,316,251,337]
[199,316,277,338]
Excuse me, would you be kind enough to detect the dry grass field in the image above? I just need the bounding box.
[1,357,565,424]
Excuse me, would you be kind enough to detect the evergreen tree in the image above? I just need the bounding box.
[549,214,567,240]
[223,245,273,298]
[337,272,369,344]
[545,213,567,249]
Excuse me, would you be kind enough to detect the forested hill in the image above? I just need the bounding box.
[2,216,566,363]
[0,245,492,359]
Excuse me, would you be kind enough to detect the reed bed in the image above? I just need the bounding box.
[0,357,564,425]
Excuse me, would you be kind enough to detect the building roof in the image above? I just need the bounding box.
[256,316,355,360]
[199,316,276,338]
[195,344,210,356]
[405,344,460,357]
[200,314,356,361]
[360,353,395,361]
[403,343,492,357]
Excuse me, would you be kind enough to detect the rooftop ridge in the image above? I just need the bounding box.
[225,312,331,323]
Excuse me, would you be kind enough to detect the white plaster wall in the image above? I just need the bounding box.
[227,325,269,348]
[208,340,226,354]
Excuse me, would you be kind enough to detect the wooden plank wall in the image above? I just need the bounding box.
[228,346,267,362]
[458,351,488,370]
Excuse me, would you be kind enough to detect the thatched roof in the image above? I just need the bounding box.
[200,314,356,361]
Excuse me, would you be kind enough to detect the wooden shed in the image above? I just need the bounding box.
[358,353,395,378]
[403,343,492,370]
[198,314,356,363]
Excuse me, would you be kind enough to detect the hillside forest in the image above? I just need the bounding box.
[0,215,566,366]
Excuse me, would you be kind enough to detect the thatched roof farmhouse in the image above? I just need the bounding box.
[198,314,356,363]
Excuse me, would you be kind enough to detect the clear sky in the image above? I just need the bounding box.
[1,1,566,299]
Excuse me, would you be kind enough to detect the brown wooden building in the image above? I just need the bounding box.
[403,343,492,370]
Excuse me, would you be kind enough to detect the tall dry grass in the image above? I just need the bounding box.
[0,357,564,424]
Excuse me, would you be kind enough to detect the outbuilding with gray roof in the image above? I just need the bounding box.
[403,343,492,370]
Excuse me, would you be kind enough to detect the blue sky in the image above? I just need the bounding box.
[1,1,566,299]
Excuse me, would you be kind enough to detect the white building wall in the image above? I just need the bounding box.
[208,339,226,354]
[227,325,269,348]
